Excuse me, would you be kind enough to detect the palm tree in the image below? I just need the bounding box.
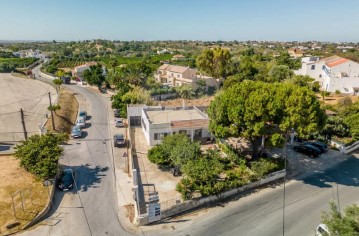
[320,91,330,101]
[53,78,63,94]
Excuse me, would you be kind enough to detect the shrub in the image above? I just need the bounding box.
[250,158,282,179]
[269,133,285,148]
[14,133,66,179]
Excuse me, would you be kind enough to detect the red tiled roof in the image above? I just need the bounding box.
[326,58,349,68]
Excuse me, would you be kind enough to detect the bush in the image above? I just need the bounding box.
[269,133,285,148]
[14,133,66,179]
[250,158,282,179]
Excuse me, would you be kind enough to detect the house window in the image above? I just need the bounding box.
[154,133,169,140]
[179,130,187,135]
[171,73,174,77]
[177,74,180,78]
[194,129,202,138]
[311,65,315,70]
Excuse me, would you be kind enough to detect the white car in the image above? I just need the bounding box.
[76,117,86,128]
[315,224,330,236]
[115,118,124,128]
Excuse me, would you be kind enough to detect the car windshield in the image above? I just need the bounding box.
[79,112,86,116]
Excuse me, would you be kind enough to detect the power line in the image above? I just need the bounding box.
[0,92,56,108]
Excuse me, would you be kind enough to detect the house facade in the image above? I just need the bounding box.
[295,55,359,94]
[141,106,210,146]
[155,64,222,90]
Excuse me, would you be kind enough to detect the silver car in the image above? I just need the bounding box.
[71,126,82,138]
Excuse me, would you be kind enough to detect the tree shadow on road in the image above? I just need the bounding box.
[301,156,359,188]
[72,164,109,192]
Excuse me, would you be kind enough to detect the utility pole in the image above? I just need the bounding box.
[48,92,55,130]
[20,108,28,140]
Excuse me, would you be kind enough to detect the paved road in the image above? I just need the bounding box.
[142,156,359,236]
[21,84,133,236]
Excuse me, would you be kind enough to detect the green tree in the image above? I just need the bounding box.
[53,78,63,94]
[175,84,194,99]
[321,201,359,236]
[121,86,153,105]
[196,47,232,78]
[267,65,293,83]
[55,70,65,78]
[83,64,105,89]
[276,52,301,69]
[335,89,341,96]
[147,134,201,168]
[14,133,66,179]
[208,81,326,158]
[320,91,331,101]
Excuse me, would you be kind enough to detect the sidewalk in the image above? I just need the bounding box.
[99,89,138,232]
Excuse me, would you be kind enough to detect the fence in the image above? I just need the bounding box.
[151,92,178,101]
[135,169,286,225]
[331,140,359,154]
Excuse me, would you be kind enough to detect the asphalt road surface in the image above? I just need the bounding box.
[145,156,359,236]
[21,84,133,236]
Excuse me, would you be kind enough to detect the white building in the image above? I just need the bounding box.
[295,55,359,94]
[141,106,210,146]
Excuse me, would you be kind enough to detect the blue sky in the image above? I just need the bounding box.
[0,0,358,42]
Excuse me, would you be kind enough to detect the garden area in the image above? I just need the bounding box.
[148,134,284,200]
[0,57,39,73]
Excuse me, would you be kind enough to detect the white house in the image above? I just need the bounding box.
[141,106,211,146]
[295,55,359,94]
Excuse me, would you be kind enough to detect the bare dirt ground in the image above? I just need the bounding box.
[45,87,79,133]
[317,93,358,105]
[0,155,49,235]
[157,96,214,107]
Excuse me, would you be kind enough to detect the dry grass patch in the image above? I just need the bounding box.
[0,155,50,234]
[46,87,79,133]
[158,96,214,107]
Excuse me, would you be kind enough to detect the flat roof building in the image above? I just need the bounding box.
[141,106,210,146]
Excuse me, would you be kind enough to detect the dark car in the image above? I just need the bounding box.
[114,134,126,147]
[294,136,309,143]
[58,169,75,191]
[312,141,329,153]
[303,141,329,153]
[114,109,120,118]
[293,144,321,158]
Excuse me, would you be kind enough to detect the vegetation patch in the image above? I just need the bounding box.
[46,87,79,133]
[148,134,284,200]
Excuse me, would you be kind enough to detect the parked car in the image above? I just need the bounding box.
[114,134,126,147]
[293,144,321,158]
[71,125,82,138]
[78,111,87,120]
[115,118,124,127]
[58,169,75,191]
[76,117,86,128]
[302,141,328,153]
[114,109,120,118]
[315,224,330,236]
[294,136,309,143]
